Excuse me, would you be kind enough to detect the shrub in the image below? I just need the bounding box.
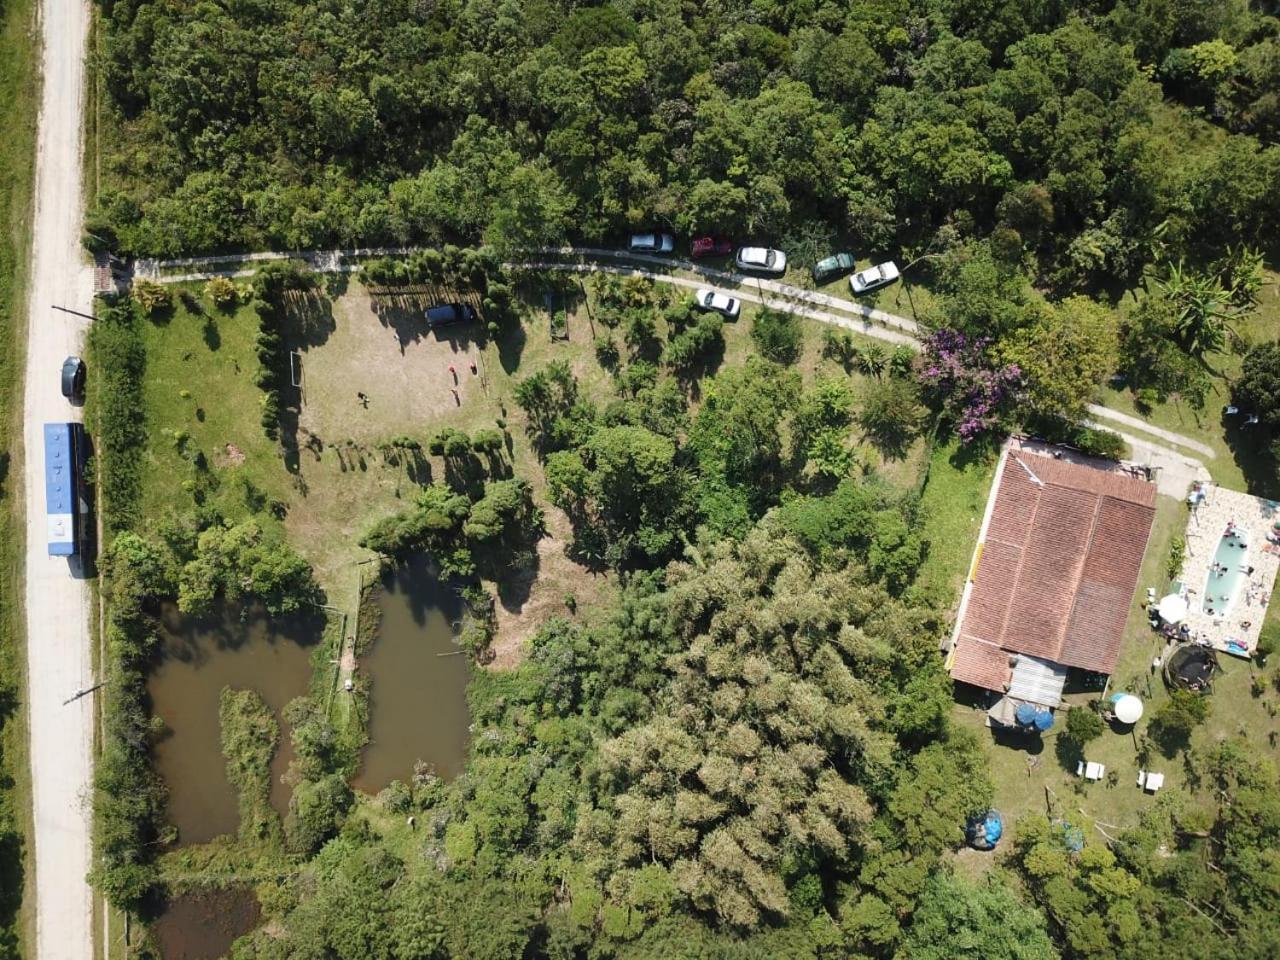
[1149,690,1211,754]
[665,314,723,371]
[1064,705,1105,746]
[131,279,172,316]
[204,276,238,309]
[751,308,802,364]
[1166,536,1186,581]
[595,335,620,369]
[1073,427,1126,460]
[87,304,147,534]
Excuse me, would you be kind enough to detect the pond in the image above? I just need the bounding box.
[148,603,320,845]
[152,887,260,959]
[353,556,471,793]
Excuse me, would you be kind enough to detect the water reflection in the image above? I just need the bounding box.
[353,556,471,793]
[152,887,260,959]
[148,603,319,844]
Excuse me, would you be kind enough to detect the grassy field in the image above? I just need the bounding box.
[0,0,40,950]
[913,438,1000,607]
[134,275,928,668]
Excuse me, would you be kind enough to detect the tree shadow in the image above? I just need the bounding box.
[947,432,1002,470]
[201,314,221,352]
[1222,416,1279,499]
[496,319,528,374]
[494,549,540,614]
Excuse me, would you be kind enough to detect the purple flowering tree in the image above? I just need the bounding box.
[916,329,1024,444]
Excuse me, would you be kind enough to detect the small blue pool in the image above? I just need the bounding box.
[1202,530,1249,616]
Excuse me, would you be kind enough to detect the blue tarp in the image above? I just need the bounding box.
[967,810,1004,850]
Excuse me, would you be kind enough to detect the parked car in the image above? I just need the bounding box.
[60,356,85,400]
[812,252,856,284]
[694,288,740,319]
[850,261,900,295]
[735,246,787,275]
[628,232,675,254]
[424,302,477,329]
[691,236,733,259]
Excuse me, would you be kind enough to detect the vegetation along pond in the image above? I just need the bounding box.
[148,603,320,844]
[151,887,261,959]
[354,555,471,793]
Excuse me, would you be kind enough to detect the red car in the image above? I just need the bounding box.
[691,236,733,258]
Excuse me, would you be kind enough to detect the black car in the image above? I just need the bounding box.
[424,302,477,329]
[61,356,85,400]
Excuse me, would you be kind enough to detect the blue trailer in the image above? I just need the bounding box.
[44,422,85,557]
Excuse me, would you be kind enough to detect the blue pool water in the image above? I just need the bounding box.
[1202,531,1249,615]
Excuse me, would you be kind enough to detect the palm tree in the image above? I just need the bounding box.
[857,343,888,379]
[1156,260,1232,358]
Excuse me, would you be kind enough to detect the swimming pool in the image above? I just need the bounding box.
[1202,530,1249,616]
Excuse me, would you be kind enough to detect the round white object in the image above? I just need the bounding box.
[1113,694,1143,724]
[1157,594,1188,624]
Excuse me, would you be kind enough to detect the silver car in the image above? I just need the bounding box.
[850,261,900,294]
[735,246,787,275]
[628,232,675,254]
[694,288,740,319]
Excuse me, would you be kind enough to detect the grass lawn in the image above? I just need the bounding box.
[1097,271,1280,499]
[0,0,41,949]
[913,438,1000,607]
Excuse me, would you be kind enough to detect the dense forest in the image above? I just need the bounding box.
[91,0,1280,281]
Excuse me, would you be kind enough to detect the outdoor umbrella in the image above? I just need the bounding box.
[1157,593,1188,624]
[1112,694,1143,724]
[1015,703,1038,727]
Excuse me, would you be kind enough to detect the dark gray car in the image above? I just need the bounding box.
[812,252,856,284]
[61,356,85,400]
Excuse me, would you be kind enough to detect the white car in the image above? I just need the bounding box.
[735,246,787,275]
[628,232,675,254]
[850,260,900,294]
[694,288,740,319]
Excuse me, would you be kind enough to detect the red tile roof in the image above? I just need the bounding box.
[951,450,1156,688]
[950,637,1013,692]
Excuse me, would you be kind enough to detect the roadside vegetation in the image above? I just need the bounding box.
[0,0,41,951]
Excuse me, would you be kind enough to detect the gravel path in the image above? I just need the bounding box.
[137,244,1214,492]
[1085,403,1217,458]
[22,0,96,955]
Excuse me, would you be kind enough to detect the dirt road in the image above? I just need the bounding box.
[21,0,96,955]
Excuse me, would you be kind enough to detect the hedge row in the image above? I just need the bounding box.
[87,299,165,911]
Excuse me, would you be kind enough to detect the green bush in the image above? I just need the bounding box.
[131,279,172,316]
[87,303,147,534]
[1149,689,1211,755]
[751,307,802,364]
[1166,536,1187,581]
[1064,705,1105,745]
[203,276,238,309]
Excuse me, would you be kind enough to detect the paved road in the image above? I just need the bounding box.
[21,0,96,956]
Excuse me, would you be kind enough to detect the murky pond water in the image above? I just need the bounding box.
[152,887,260,959]
[353,556,471,793]
[148,603,320,844]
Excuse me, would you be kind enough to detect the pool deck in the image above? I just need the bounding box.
[1173,485,1279,657]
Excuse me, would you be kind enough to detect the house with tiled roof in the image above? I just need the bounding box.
[945,440,1157,715]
